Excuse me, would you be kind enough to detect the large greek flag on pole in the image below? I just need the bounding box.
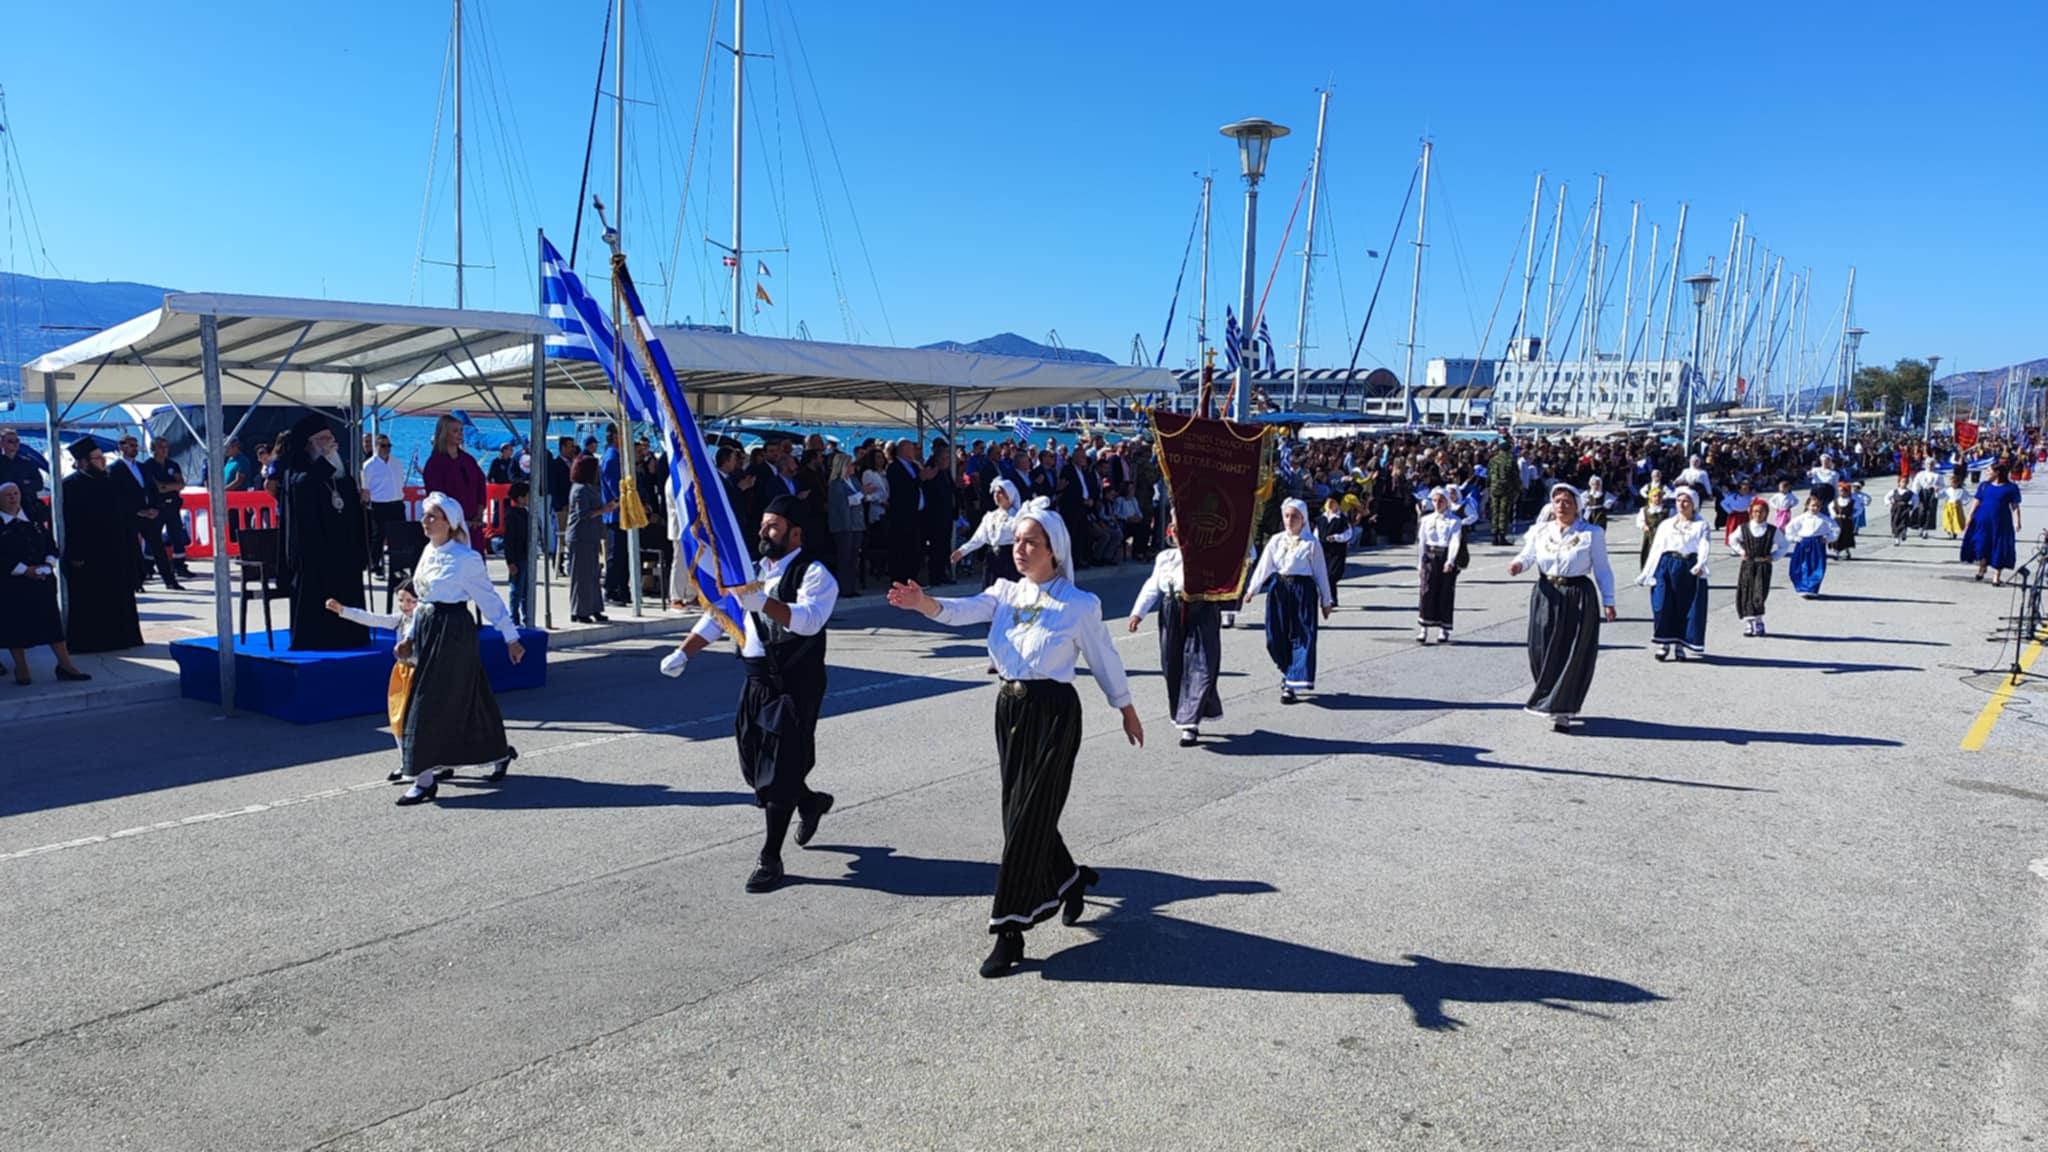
[540,237,658,424]
[610,251,758,642]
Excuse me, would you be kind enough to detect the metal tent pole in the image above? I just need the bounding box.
[528,332,546,627]
[200,315,236,712]
[42,371,67,626]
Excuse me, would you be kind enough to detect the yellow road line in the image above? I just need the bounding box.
[1963,638,2047,751]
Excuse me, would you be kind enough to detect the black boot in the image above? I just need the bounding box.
[979,931,1024,978]
[1061,866,1100,926]
[486,745,519,782]
[794,792,834,848]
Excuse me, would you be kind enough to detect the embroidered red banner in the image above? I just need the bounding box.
[1149,410,1272,601]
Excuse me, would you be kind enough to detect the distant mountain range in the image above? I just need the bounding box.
[918,332,1114,364]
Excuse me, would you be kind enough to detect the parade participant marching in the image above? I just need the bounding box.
[1508,484,1618,733]
[1785,494,1840,599]
[1766,479,1799,530]
[1938,470,1970,539]
[1961,462,2024,585]
[1316,494,1354,607]
[394,494,523,806]
[1885,476,1917,545]
[1910,457,1943,538]
[888,497,1143,978]
[1729,499,1790,637]
[1129,513,1224,747]
[1581,475,1615,528]
[952,476,1024,586]
[1636,487,1713,661]
[1246,498,1335,704]
[1829,485,1860,560]
[1415,487,1464,646]
[1636,471,1672,567]
[325,587,419,760]
[660,494,840,892]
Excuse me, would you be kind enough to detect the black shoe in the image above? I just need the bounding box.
[979,931,1024,978]
[55,667,91,682]
[386,768,408,783]
[1061,866,1100,926]
[395,774,438,806]
[1280,687,1299,704]
[486,745,518,782]
[795,793,833,848]
[592,613,611,622]
[1178,728,1198,747]
[745,858,785,893]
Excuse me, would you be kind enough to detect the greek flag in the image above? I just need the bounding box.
[540,236,658,424]
[607,250,759,642]
[1224,307,1242,374]
[1012,416,1034,444]
[1257,316,1277,374]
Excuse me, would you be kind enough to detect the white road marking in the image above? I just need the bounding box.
[2030,858,2048,883]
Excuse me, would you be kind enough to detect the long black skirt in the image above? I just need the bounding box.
[991,678,1086,934]
[1525,575,1602,718]
[1418,546,1459,629]
[735,657,828,807]
[0,575,63,648]
[1322,542,1346,605]
[1263,575,1320,689]
[980,543,1020,588]
[1736,557,1774,621]
[401,603,510,777]
[1157,599,1224,728]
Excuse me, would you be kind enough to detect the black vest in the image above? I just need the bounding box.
[749,549,827,679]
[1736,523,1777,560]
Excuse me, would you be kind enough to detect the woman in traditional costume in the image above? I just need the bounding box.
[1129,513,1224,747]
[0,481,89,684]
[1785,494,1840,599]
[1938,470,1970,539]
[1961,463,2024,585]
[1509,484,1618,733]
[1246,498,1335,704]
[1637,487,1713,661]
[1728,498,1790,637]
[888,498,1143,978]
[1581,475,1614,528]
[952,476,1023,586]
[394,493,525,806]
[1414,487,1464,645]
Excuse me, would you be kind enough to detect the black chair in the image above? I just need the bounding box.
[236,528,289,646]
[382,521,428,613]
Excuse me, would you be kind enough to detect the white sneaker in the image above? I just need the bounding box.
[659,648,690,678]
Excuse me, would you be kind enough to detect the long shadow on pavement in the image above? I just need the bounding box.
[1573,717,1903,747]
[435,775,755,810]
[796,847,1662,1030]
[1769,633,1947,647]
[1199,730,1768,792]
[1695,654,1920,675]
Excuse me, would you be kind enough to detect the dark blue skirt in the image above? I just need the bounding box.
[1264,575,1320,690]
[1789,536,1828,594]
[1648,552,1708,652]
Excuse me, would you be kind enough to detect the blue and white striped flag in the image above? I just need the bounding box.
[540,237,658,425]
[1257,316,1277,374]
[1224,307,1242,374]
[1012,416,1033,444]
[607,249,759,642]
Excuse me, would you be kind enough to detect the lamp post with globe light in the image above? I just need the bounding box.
[1682,272,1718,455]
[1219,118,1288,423]
[1843,327,1867,440]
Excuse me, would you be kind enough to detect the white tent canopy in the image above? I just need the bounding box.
[390,326,1172,426]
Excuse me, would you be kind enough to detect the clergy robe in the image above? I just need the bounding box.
[60,469,144,652]
[283,455,371,651]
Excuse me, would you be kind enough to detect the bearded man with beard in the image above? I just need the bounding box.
[282,414,371,651]
[656,494,840,893]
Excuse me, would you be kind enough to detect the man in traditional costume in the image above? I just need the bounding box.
[660,494,840,893]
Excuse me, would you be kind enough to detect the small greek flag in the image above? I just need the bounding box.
[1224,307,1242,374]
[1257,316,1277,374]
[1012,416,1033,444]
[541,236,658,424]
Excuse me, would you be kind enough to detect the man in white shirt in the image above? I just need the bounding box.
[361,433,407,575]
[659,494,840,893]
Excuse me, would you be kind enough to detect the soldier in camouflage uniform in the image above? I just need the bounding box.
[1486,438,1522,545]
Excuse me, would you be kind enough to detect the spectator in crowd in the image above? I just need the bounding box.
[504,480,532,626]
[550,438,578,575]
[0,429,50,522]
[421,414,487,539]
[566,453,613,624]
[362,432,407,576]
[143,436,194,579]
[0,481,88,683]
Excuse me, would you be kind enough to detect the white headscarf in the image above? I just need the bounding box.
[1427,485,1448,506]
[1014,496,1072,583]
[1673,486,1700,518]
[989,476,1020,513]
[1281,497,1313,539]
[420,491,470,546]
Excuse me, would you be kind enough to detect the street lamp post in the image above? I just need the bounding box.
[1220,117,1289,423]
[1843,327,1867,440]
[1682,272,1718,455]
[1924,354,1941,434]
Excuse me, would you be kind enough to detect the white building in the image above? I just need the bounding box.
[1459,338,1688,421]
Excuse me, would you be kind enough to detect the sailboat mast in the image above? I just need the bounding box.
[1761,257,1783,409]
[1515,173,1543,350]
[1400,139,1432,426]
[1197,175,1211,358]
[1833,267,1856,433]
[1581,175,1602,417]
[1614,203,1638,420]
[1655,203,1687,414]
[454,0,464,308]
[1292,89,1330,408]
[731,0,746,334]
[1538,182,1565,416]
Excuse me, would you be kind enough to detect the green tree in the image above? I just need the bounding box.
[1851,358,1946,425]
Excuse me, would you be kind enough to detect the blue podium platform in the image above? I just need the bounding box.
[170,626,549,724]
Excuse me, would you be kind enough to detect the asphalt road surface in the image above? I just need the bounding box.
[5,490,2045,1151]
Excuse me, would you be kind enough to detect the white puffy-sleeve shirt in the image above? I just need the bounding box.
[956,507,1017,557]
[932,577,1132,709]
[689,548,838,657]
[412,541,520,642]
[1638,515,1713,584]
[1129,549,1186,618]
[1728,519,1793,559]
[1785,511,1841,544]
[1248,531,1334,608]
[1511,519,1617,606]
[1416,511,1463,566]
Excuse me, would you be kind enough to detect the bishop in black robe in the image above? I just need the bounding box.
[59,442,145,653]
[282,418,371,651]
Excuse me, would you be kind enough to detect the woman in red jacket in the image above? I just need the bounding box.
[420,414,487,537]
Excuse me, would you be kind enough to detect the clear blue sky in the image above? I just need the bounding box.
[4,0,2043,382]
